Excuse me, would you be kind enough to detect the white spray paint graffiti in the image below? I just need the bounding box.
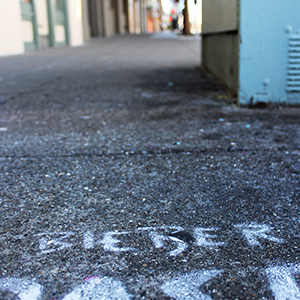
[161,269,222,300]
[0,277,42,300]
[83,231,95,250]
[99,231,136,252]
[147,231,188,256]
[265,264,300,300]
[193,227,225,247]
[1,265,300,299]
[62,276,132,300]
[148,231,166,248]
[35,232,74,254]
[32,224,285,255]
[234,223,284,246]
[137,226,184,231]
[168,236,188,256]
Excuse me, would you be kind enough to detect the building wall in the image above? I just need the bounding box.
[0,0,147,57]
[239,0,300,105]
[96,0,105,36]
[87,0,104,37]
[134,0,140,34]
[127,0,145,34]
[67,0,84,46]
[202,33,239,93]
[0,0,24,56]
[84,0,122,38]
[139,0,147,34]
[127,0,135,34]
[201,0,239,93]
[35,0,49,36]
[202,0,238,34]
[82,0,91,41]
[55,25,66,42]
[116,0,127,34]
[120,10,127,34]
[35,0,49,48]
[0,0,84,56]
[22,20,34,43]
[102,0,117,37]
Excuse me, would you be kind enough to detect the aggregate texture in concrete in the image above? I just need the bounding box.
[0,34,300,300]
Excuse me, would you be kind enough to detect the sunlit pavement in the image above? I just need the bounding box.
[0,34,300,299]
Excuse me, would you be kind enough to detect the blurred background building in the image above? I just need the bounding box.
[0,0,154,56]
[0,0,202,57]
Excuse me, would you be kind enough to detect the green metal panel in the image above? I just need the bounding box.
[47,0,56,47]
[20,0,40,51]
[56,42,67,47]
[24,41,37,51]
[47,0,69,47]
[55,11,66,25]
[63,0,70,45]
[31,0,41,50]
[20,2,34,20]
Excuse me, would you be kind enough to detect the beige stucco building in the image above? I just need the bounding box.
[0,0,149,57]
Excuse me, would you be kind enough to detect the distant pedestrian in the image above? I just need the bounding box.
[172,17,178,30]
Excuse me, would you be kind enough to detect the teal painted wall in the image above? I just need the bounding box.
[239,0,300,105]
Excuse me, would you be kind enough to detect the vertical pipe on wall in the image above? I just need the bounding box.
[31,0,41,49]
[97,0,105,36]
[100,0,107,36]
[63,0,70,45]
[115,0,120,33]
[47,0,56,46]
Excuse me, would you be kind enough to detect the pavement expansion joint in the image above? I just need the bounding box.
[0,147,296,160]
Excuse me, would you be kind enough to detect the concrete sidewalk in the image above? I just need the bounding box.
[0,35,300,299]
[150,30,201,40]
